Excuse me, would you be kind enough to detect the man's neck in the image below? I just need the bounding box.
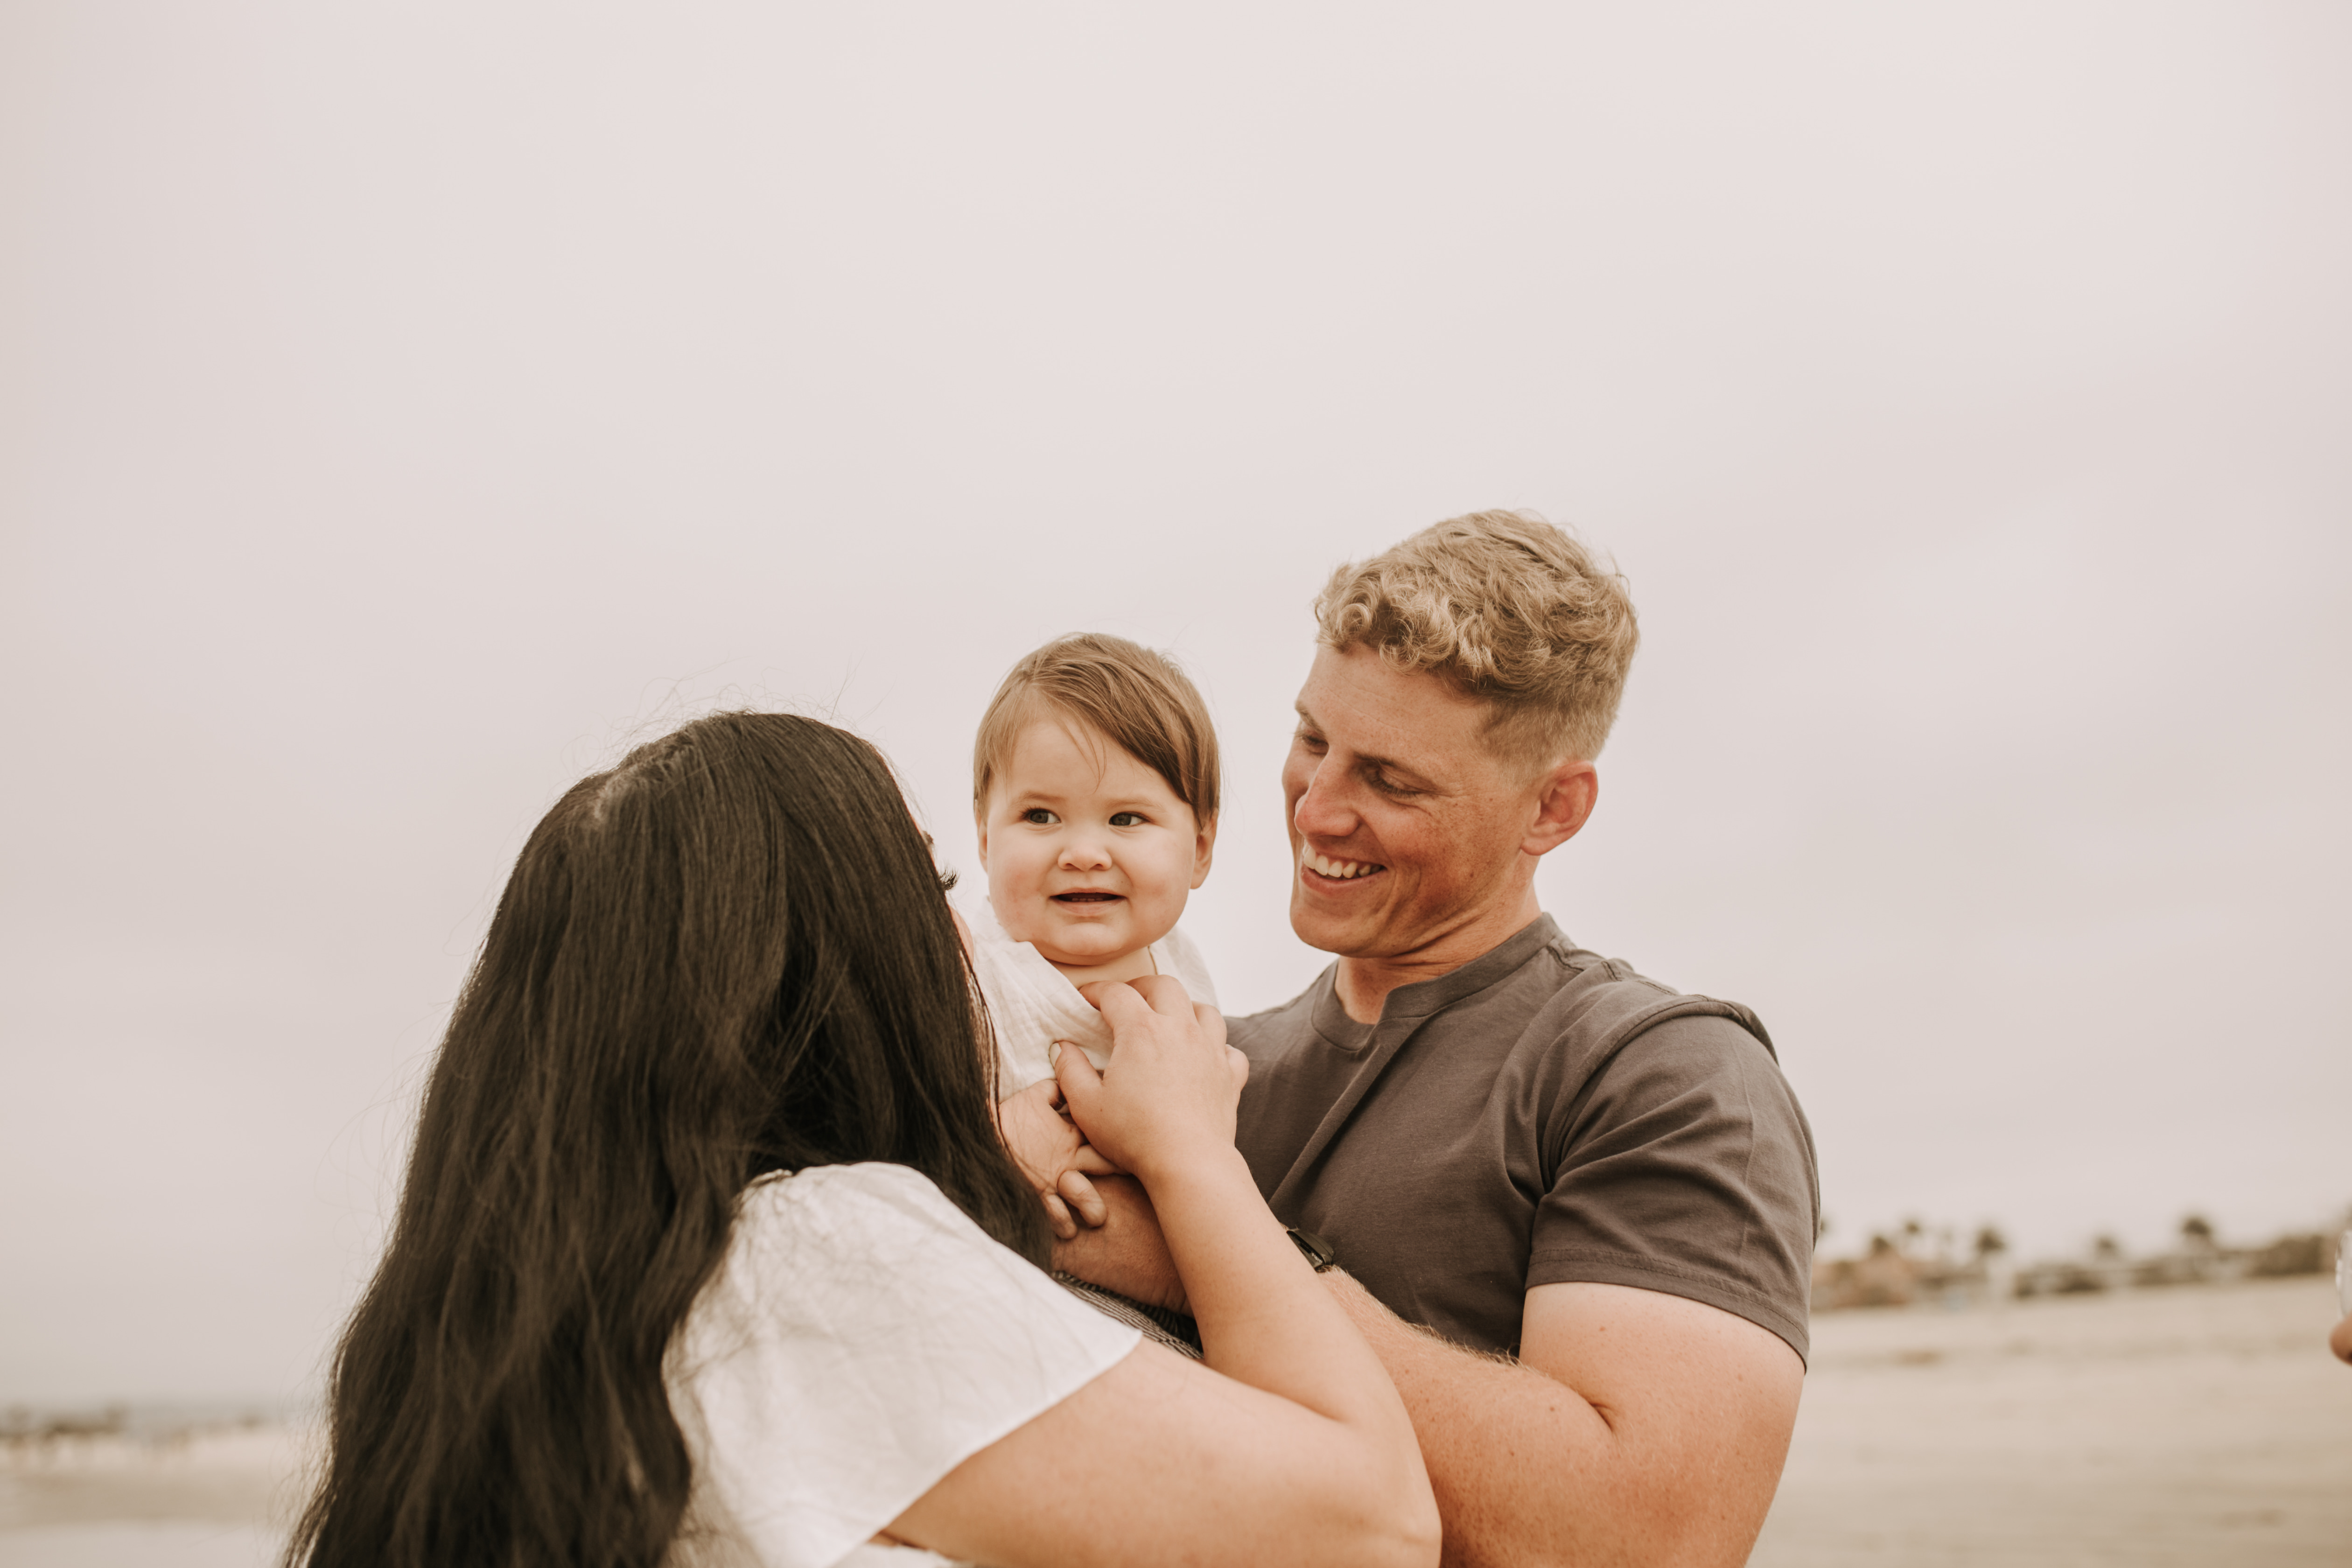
[1332,889,1544,1025]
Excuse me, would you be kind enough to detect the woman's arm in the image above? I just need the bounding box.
[889,976,1439,1568]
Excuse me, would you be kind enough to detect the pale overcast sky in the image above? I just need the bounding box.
[4,2,2347,1406]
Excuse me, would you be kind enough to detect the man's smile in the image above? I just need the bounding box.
[1301,845,1387,883]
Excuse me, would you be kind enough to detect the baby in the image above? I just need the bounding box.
[966,631,1220,1093]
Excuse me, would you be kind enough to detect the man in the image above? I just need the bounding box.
[1066,510,1818,1568]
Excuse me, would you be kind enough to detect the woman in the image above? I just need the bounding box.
[288,712,1437,1568]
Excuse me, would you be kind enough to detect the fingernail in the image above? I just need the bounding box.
[1047,1041,1063,1067]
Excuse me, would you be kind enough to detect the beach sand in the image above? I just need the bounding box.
[5,1274,2345,1566]
[0,1419,304,1566]
[1751,1274,2352,1567]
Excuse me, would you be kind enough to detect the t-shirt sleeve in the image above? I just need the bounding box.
[667,1163,1142,1568]
[1526,1015,1819,1362]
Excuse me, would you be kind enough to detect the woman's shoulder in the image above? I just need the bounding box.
[669,1166,1141,1568]
[724,1166,1002,1288]
[682,1160,1138,1403]
[736,1160,967,1232]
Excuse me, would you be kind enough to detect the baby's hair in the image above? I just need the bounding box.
[973,633,1220,825]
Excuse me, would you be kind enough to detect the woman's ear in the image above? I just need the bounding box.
[1190,813,1218,889]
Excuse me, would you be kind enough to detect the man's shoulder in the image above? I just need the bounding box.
[1223,925,1778,1072]
[1519,940,1778,1065]
[1409,927,1778,1079]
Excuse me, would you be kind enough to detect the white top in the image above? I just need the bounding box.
[662,1162,1142,1568]
[963,902,1221,1093]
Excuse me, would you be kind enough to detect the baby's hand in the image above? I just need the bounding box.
[993,1075,1120,1240]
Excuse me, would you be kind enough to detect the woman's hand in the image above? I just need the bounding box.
[1051,975,1247,1186]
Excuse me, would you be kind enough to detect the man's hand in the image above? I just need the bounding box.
[992,1076,1115,1240]
[1050,1175,1189,1313]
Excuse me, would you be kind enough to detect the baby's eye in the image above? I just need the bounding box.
[1022,808,1059,826]
[1109,811,1146,828]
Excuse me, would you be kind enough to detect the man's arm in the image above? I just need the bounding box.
[1325,1274,1803,1568]
[1050,1174,1188,1311]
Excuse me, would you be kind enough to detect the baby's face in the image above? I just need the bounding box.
[977,717,1213,969]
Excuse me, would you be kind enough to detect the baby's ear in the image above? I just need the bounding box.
[1190,813,1218,888]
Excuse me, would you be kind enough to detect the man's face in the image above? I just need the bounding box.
[1283,644,1544,960]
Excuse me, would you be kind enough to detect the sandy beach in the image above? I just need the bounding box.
[5,1274,2345,1567]
[1751,1274,2352,1567]
[0,1417,305,1568]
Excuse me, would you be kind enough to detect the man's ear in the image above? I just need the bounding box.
[1190,813,1218,889]
[1523,761,1598,859]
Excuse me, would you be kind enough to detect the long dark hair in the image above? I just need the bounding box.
[288,712,1043,1568]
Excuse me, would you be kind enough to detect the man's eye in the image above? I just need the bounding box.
[1367,772,1413,797]
[1109,811,1145,828]
[1296,729,1328,752]
[1022,808,1058,825]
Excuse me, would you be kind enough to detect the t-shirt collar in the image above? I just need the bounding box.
[1309,912,1564,1046]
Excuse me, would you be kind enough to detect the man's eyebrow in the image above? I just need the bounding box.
[1294,702,1434,788]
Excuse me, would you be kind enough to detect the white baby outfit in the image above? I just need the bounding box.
[661,1162,1141,1568]
[961,901,1220,1093]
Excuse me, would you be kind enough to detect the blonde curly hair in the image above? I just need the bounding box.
[1314,510,1639,767]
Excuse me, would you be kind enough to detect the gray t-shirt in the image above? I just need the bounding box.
[1232,915,1818,1361]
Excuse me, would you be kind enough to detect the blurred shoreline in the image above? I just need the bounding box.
[1812,1213,2345,1314]
[0,1406,311,1542]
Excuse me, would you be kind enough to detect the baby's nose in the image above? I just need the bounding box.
[1058,836,1112,870]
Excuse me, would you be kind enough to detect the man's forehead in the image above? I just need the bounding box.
[1296,648,1491,754]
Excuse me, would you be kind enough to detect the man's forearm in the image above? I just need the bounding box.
[1048,1175,1189,1311]
[1323,1273,1785,1568]
[1323,1274,1617,1568]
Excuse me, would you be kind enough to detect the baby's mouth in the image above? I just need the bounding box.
[1053,891,1124,903]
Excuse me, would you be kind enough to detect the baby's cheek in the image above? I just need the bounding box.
[987,880,1040,942]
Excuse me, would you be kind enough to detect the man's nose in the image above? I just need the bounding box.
[1291,759,1355,840]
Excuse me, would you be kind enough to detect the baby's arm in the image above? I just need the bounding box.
[994,1074,1118,1239]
